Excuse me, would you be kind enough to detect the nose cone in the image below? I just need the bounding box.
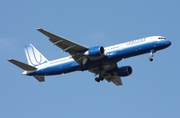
[165,40,171,47]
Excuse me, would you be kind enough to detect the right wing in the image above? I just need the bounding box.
[37,28,89,64]
[89,63,123,86]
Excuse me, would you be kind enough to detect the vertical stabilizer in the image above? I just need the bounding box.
[24,44,48,66]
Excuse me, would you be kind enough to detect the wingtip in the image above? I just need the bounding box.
[8,58,13,61]
[37,28,43,31]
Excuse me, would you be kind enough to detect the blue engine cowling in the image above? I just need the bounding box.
[84,46,105,57]
[115,66,132,77]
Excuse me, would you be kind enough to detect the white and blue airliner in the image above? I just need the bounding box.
[8,29,171,86]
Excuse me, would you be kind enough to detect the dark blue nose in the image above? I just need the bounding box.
[163,40,171,47]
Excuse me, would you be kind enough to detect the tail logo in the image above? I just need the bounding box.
[25,44,48,66]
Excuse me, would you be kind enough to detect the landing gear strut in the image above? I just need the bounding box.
[149,50,155,62]
[94,67,104,83]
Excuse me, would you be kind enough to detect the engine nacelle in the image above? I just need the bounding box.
[115,66,132,77]
[84,46,105,57]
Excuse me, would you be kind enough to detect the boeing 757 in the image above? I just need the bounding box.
[8,29,171,86]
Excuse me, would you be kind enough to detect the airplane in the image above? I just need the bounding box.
[8,28,171,86]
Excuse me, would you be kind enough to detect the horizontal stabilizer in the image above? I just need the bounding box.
[8,59,36,71]
[33,76,45,82]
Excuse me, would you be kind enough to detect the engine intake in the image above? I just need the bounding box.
[115,66,132,77]
[84,46,105,57]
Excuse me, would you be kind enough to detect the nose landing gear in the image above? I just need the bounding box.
[149,50,155,61]
[149,57,153,61]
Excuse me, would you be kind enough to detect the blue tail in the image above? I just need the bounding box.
[24,44,49,67]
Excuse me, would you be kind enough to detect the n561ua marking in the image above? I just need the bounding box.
[8,29,171,86]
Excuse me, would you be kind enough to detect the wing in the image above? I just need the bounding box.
[105,75,123,86]
[37,28,88,64]
[89,63,123,86]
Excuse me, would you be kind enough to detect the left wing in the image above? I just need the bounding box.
[89,63,123,86]
[37,28,88,64]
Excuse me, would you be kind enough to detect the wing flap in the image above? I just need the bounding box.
[110,76,123,86]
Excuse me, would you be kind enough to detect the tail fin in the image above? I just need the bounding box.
[24,44,48,67]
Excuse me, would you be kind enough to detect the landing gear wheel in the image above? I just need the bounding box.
[95,77,100,82]
[99,76,104,81]
[149,57,153,61]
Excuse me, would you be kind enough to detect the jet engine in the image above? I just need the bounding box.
[84,46,105,57]
[114,66,132,77]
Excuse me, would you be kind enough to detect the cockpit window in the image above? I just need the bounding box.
[158,37,166,40]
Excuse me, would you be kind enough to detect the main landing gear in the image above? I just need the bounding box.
[94,68,104,83]
[95,76,104,82]
[149,50,155,62]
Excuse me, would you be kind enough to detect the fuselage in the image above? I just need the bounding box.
[23,36,171,76]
